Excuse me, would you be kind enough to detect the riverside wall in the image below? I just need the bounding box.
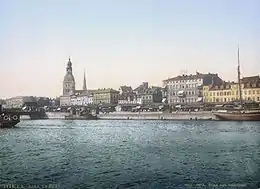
[25,111,217,120]
[45,112,70,119]
[98,111,217,120]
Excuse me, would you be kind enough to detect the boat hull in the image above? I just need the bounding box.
[0,120,20,128]
[213,111,260,121]
[0,113,20,128]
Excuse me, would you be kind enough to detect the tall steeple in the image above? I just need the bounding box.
[63,57,75,96]
[83,68,87,91]
[66,57,73,74]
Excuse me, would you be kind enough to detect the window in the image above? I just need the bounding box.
[217,92,219,96]
[248,90,251,95]
[244,91,247,95]
[252,90,255,95]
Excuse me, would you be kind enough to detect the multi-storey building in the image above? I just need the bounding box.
[140,87,163,104]
[163,72,223,104]
[92,88,119,105]
[241,76,260,102]
[70,94,93,106]
[133,82,149,95]
[5,96,37,109]
[203,82,239,103]
[203,76,260,103]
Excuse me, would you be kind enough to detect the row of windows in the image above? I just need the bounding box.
[168,84,199,89]
[244,90,260,95]
[169,98,197,103]
[94,95,118,99]
[167,79,202,84]
[168,91,197,96]
[208,96,260,102]
[207,89,260,97]
[142,96,152,100]
[208,91,237,96]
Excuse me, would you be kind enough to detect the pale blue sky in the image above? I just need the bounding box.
[0,0,259,98]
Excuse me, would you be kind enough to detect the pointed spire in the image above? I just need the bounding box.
[237,44,240,67]
[83,68,87,91]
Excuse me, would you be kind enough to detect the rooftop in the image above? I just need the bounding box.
[163,72,219,82]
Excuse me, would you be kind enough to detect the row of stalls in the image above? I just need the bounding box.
[116,104,166,112]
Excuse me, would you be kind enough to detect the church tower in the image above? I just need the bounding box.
[63,58,76,96]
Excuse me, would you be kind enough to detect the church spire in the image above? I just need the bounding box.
[66,57,72,73]
[83,68,87,91]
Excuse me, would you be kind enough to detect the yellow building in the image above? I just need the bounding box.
[241,76,260,102]
[203,82,239,103]
[203,76,260,103]
[92,88,119,105]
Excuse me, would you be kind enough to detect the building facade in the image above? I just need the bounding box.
[203,76,260,103]
[93,88,119,105]
[140,87,163,104]
[118,85,141,105]
[70,94,93,106]
[241,76,260,102]
[163,72,223,104]
[203,82,239,103]
[5,96,37,109]
[133,82,149,95]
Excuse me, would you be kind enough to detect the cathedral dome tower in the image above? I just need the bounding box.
[63,58,76,96]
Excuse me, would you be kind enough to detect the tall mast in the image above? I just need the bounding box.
[237,45,243,106]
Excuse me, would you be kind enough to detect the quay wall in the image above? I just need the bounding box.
[20,115,31,120]
[98,111,217,120]
[22,111,217,120]
[45,112,70,119]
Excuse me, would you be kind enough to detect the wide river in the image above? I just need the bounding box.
[0,120,260,189]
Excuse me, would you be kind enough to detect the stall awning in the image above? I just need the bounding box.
[196,97,203,102]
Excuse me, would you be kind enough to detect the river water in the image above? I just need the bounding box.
[0,120,259,189]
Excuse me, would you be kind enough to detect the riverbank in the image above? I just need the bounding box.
[29,111,217,121]
[98,111,217,120]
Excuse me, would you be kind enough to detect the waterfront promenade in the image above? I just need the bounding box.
[98,111,216,120]
[20,111,216,120]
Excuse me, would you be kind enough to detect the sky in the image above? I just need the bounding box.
[0,0,259,99]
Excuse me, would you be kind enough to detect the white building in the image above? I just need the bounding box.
[70,94,93,106]
[163,72,223,104]
[5,96,36,109]
[60,96,71,107]
[118,96,142,105]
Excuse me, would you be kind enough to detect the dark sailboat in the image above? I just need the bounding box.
[213,46,260,121]
[0,105,20,128]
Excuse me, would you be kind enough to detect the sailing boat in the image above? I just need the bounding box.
[213,46,260,121]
